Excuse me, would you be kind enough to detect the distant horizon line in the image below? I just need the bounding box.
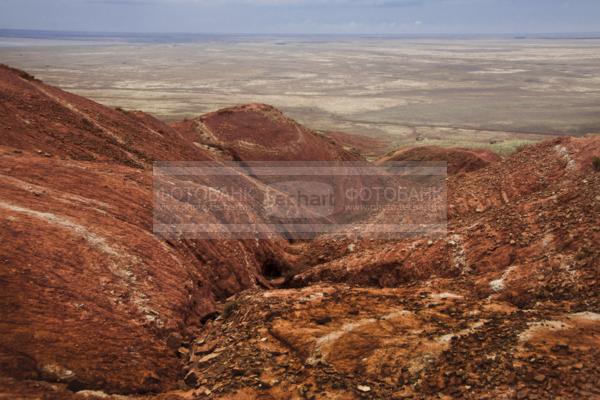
[2,28,600,39]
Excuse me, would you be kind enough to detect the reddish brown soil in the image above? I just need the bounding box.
[322,131,392,159]
[1,65,599,400]
[376,145,501,175]
[172,104,362,162]
[0,66,294,395]
[176,136,598,400]
[0,64,212,168]
[0,148,298,394]
[293,136,599,289]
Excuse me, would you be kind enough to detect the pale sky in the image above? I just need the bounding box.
[1,0,599,35]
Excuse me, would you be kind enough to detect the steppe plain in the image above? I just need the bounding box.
[2,35,600,154]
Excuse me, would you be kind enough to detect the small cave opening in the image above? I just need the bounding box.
[261,257,285,280]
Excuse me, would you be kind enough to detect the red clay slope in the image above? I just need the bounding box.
[219,136,597,399]
[0,64,212,168]
[323,130,392,159]
[0,149,302,395]
[172,104,363,162]
[0,153,189,393]
[292,136,600,304]
[0,66,301,394]
[376,145,501,175]
[2,64,599,400]
[119,136,597,400]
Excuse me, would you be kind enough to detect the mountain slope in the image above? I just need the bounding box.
[172,103,363,162]
[293,136,600,292]
[0,64,212,167]
[0,66,303,394]
[176,136,599,400]
[376,145,501,175]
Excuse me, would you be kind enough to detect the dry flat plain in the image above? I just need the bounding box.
[2,35,600,153]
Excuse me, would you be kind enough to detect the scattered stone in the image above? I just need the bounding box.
[197,351,222,366]
[194,342,216,355]
[314,316,333,325]
[40,363,76,383]
[357,385,371,392]
[143,371,160,385]
[75,390,112,399]
[177,346,189,357]
[166,332,183,350]
[195,386,211,396]
[184,370,199,388]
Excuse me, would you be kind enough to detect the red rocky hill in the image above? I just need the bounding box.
[170,136,599,400]
[376,145,501,175]
[0,65,599,400]
[172,104,362,162]
[0,65,213,168]
[0,66,297,395]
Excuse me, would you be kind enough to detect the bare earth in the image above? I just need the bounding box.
[2,36,600,154]
[1,63,599,399]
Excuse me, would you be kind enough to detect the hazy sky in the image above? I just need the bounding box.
[1,0,599,35]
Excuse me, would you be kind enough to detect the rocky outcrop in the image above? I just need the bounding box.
[0,148,300,394]
[376,145,501,175]
[172,284,600,399]
[173,135,599,399]
[292,136,600,297]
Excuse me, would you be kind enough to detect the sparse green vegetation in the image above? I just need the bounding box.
[593,156,600,172]
[387,138,539,158]
[474,139,538,156]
